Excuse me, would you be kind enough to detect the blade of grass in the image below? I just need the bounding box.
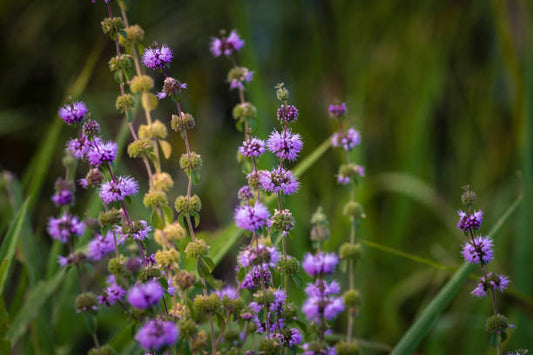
[391,193,522,354]
[0,200,28,295]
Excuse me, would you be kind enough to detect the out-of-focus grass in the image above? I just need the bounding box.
[1,0,532,353]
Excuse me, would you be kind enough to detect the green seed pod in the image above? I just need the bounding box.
[193,294,220,314]
[339,242,363,260]
[119,24,145,46]
[88,345,116,355]
[127,139,153,158]
[336,340,360,355]
[271,209,295,232]
[115,94,135,113]
[179,152,203,172]
[101,17,125,37]
[99,208,123,227]
[254,289,275,306]
[130,75,154,93]
[143,189,168,208]
[344,201,364,219]
[486,314,510,334]
[108,54,132,73]
[258,338,280,355]
[178,319,198,338]
[107,256,125,276]
[175,195,201,214]
[185,239,209,260]
[153,172,174,191]
[154,223,185,244]
[278,257,300,276]
[141,92,158,112]
[138,266,162,283]
[75,292,98,313]
[155,249,180,268]
[171,112,196,132]
[232,102,256,120]
[343,289,361,308]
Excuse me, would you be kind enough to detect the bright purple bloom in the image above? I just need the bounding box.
[331,127,360,151]
[267,129,303,161]
[287,328,302,347]
[52,190,73,206]
[99,275,126,306]
[86,138,117,167]
[241,265,272,289]
[471,273,510,298]
[99,176,138,204]
[238,185,253,201]
[127,279,164,309]
[58,256,69,267]
[237,244,279,268]
[277,104,299,123]
[47,213,85,243]
[302,252,339,276]
[135,319,178,351]
[210,30,244,57]
[324,297,345,320]
[216,286,238,300]
[58,101,88,125]
[142,45,173,69]
[259,166,299,195]
[67,137,89,159]
[167,278,176,296]
[114,220,151,241]
[306,280,341,297]
[462,236,493,264]
[328,102,347,118]
[457,210,483,233]
[234,202,270,231]
[87,231,116,261]
[302,281,344,322]
[239,137,266,158]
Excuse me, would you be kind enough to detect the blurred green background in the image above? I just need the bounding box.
[1,0,532,353]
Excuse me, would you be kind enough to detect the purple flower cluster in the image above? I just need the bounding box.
[328,102,347,118]
[267,129,303,161]
[86,138,117,167]
[238,244,279,289]
[47,213,85,243]
[331,127,361,151]
[99,176,138,205]
[87,231,116,261]
[52,189,73,206]
[277,105,299,123]
[471,272,510,298]
[210,30,244,57]
[230,67,254,90]
[234,202,270,231]
[462,236,493,264]
[127,279,164,309]
[98,275,125,306]
[259,166,299,195]
[239,137,266,158]
[457,210,483,233]
[142,45,173,69]
[58,102,88,125]
[302,252,339,276]
[302,280,344,322]
[115,220,151,241]
[135,319,178,351]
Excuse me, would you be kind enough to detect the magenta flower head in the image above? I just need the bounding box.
[237,185,253,202]
[99,176,138,205]
[276,104,299,123]
[457,210,483,233]
[215,286,239,300]
[267,129,303,161]
[239,137,266,158]
[87,231,116,261]
[471,272,510,298]
[52,190,73,206]
[67,137,89,159]
[58,101,88,125]
[462,236,493,264]
[210,30,244,57]
[328,102,347,118]
[127,279,164,309]
[86,138,117,167]
[302,252,339,276]
[259,166,299,195]
[234,202,270,231]
[135,319,178,351]
[99,275,125,306]
[142,44,173,69]
[47,213,85,243]
[331,127,361,151]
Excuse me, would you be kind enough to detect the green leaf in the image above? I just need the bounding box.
[6,269,66,344]
[151,209,165,230]
[203,257,215,272]
[158,139,172,159]
[197,259,210,278]
[161,205,174,224]
[0,200,28,295]
[391,194,522,354]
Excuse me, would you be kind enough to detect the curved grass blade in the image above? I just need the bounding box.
[391,194,522,354]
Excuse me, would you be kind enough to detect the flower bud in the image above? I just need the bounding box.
[130,75,154,93]
[194,294,221,314]
[83,120,101,137]
[62,151,76,169]
[107,256,125,276]
[171,112,195,132]
[88,344,116,355]
[461,185,477,207]
[75,292,98,313]
[339,242,363,260]
[275,83,289,101]
[85,168,104,188]
[108,54,132,73]
[270,209,295,232]
[119,24,144,46]
[155,249,180,268]
[138,266,162,283]
[101,17,124,37]
[127,139,153,158]
[185,239,209,259]
[344,201,365,219]
[232,102,256,120]
[310,207,330,242]
[336,340,359,355]
[143,189,168,208]
[175,195,201,214]
[99,209,123,227]
[227,67,246,81]
[486,314,510,334]
[179,152,203,172]
[162,77,186,97]
[153,172,174,191]
[343,289,361,308]
[115,94,135,113]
